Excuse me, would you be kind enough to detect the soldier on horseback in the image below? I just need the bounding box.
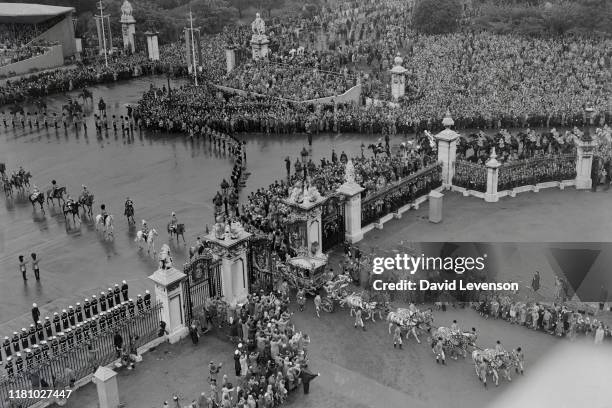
[124,197,134,223]
[169,212,178,233]
[51,180,59,197]
[141,220,149,242]
[100,204,108,225]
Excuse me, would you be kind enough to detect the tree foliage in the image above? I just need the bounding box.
[412,0,462,35]
[475,0,612,37]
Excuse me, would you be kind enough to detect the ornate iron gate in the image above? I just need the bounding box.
[321,194,345,252]
[183,250,222,323]
[248,235,276,293]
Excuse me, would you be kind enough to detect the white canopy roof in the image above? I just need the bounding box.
[0,3,74,24]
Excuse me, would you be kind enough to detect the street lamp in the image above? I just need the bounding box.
[584,107,594,142]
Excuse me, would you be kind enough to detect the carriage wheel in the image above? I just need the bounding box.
[321,299,334,313]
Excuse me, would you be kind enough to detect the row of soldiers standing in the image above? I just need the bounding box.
[0,281,152,381]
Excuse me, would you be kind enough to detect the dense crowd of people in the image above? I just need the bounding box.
[476,295,611,344]
[186,292,316,408]
[221,60,355,101]
[0,41,57,68]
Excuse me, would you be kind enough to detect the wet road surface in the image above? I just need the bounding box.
[0,77,408,326]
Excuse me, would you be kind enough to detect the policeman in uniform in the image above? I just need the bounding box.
[127,298,135,318]
[28,324,37,345]
[91,294,99,315]
[61,309,69,330]
[36,320,44,342]
[144,290,151,309]
[50,336,59,356]
[5,357,14,380]
[31,303,40,326]
[20,328,29,349]
[68,306,76,326]
[66,328,74,348]
[90,316,99,336]
[3,336,11,358]
[76,303,83,323]
[99,291,107,312]
[11,332,20,353]
[52,312,61,333]
[15,352,23,375]
[107,287,115,308]
[121,280,129,302]
[119,302,127,319]
[136,294,144,313]
[84,298,91,319]
[114,284,121,305]
[58,332,67,354]
[99,312,107,331]
[25,348,34,370]
[82,320,91,341]
[43,317,52,338]
[40,341,49,360]
[33,344,42,365]
[75,324,83,344]
[113,305,121,325]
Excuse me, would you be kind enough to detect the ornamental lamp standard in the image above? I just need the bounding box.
[584,107,594,141]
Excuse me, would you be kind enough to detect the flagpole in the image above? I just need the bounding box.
[98,0,108,67]
[189,10,198,86]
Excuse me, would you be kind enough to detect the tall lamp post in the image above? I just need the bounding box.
[97,0,109,67]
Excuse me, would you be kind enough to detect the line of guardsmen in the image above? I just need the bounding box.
[1,281,153,381]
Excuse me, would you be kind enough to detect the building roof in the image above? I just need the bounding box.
[0,3,74,24]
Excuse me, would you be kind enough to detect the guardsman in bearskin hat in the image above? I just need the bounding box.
[68,306,76,326]
[119,302,127,319]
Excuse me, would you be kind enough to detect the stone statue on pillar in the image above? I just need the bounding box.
[250,12,269,60]
[390,53,408,101]
[120,0,136,53]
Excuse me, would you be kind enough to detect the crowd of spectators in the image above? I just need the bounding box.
[187,292,316,408]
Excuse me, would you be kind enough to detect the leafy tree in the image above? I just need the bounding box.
[228,0,250,18]
[259,0,285,18]
[412,0,462,35]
